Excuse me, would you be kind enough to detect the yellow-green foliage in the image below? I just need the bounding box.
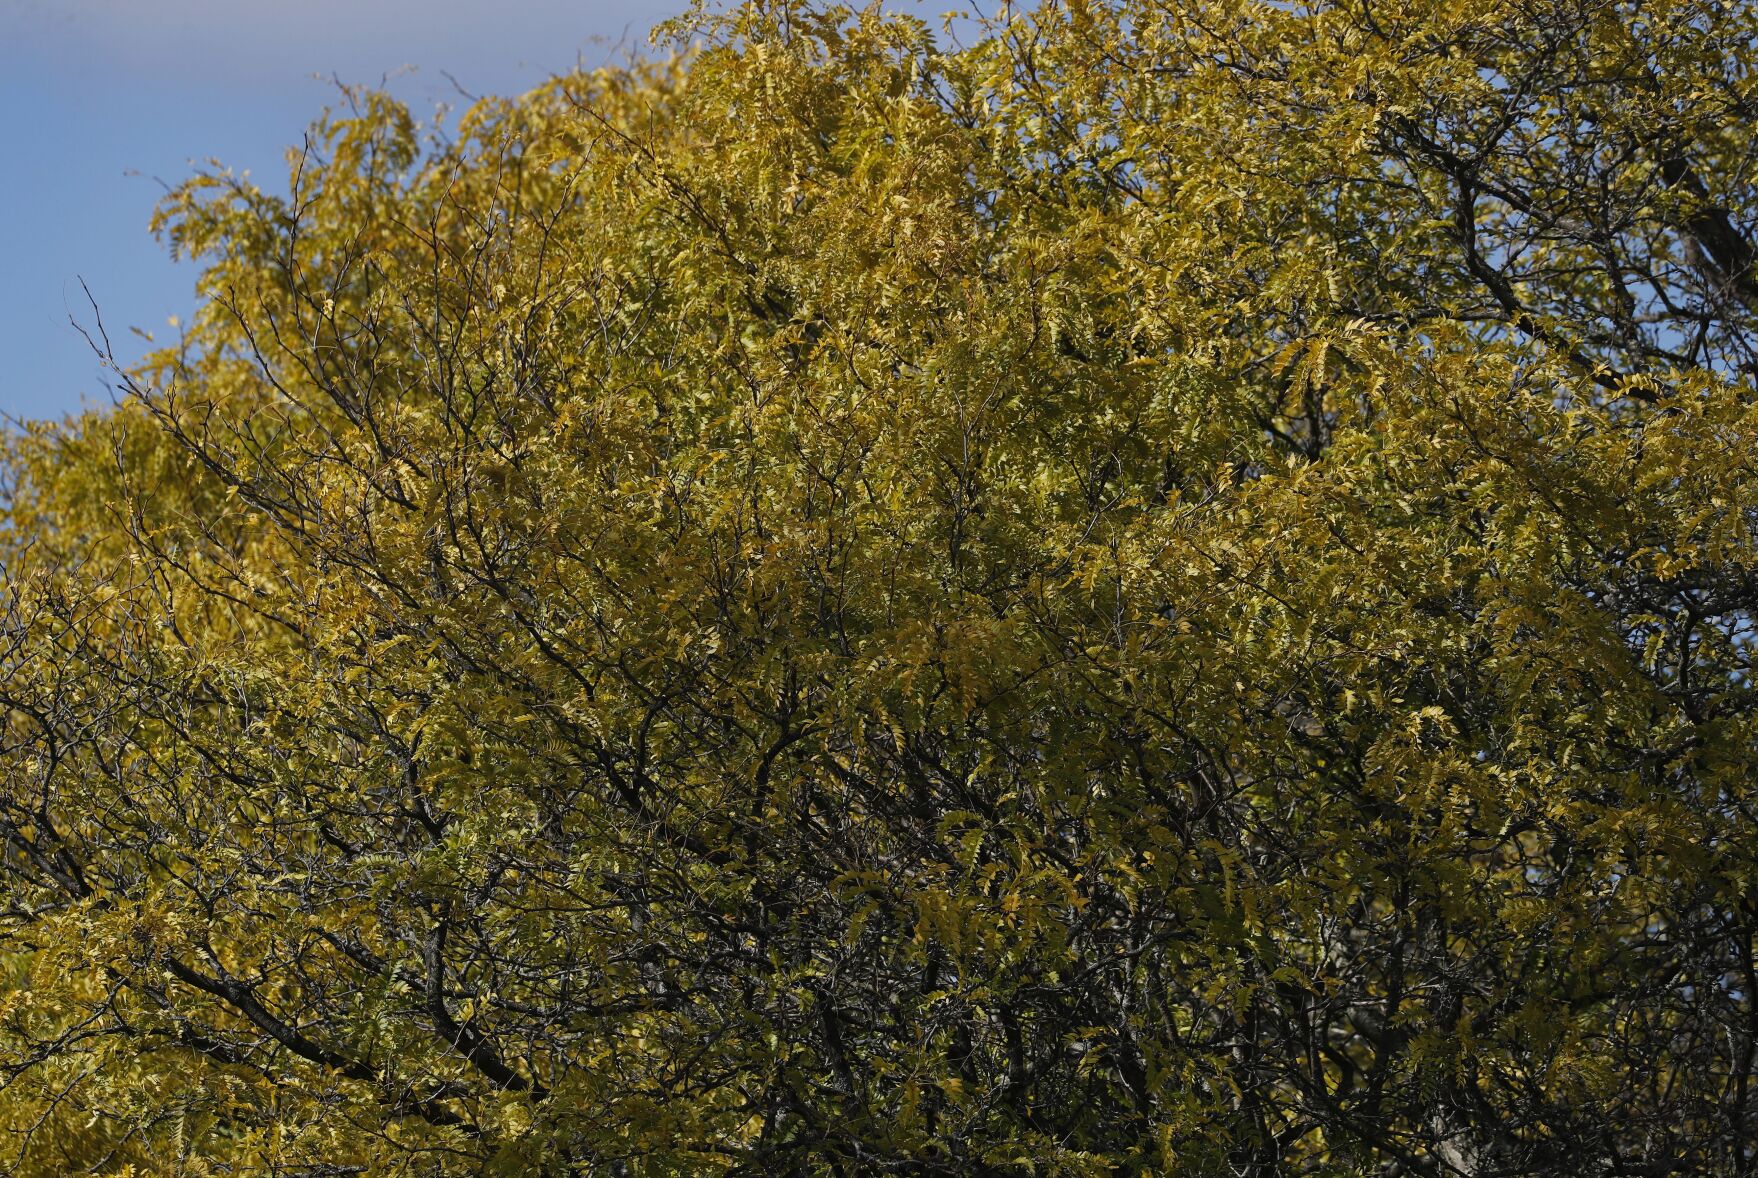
[4,1,1758,1173]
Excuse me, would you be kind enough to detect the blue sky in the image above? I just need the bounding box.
[0,0,686,422]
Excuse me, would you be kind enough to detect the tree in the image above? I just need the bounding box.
[4,0,1758,1172]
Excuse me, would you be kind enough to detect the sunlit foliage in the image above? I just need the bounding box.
[5,0,1758,1172]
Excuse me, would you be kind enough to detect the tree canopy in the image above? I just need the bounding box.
[5,0,1758,1173]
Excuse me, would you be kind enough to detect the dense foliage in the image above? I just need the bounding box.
[5,0,1758,1172]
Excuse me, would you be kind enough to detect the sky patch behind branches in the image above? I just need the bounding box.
[0,0,681,422]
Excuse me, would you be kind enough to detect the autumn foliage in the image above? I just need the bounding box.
[5,0,1758,1173]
